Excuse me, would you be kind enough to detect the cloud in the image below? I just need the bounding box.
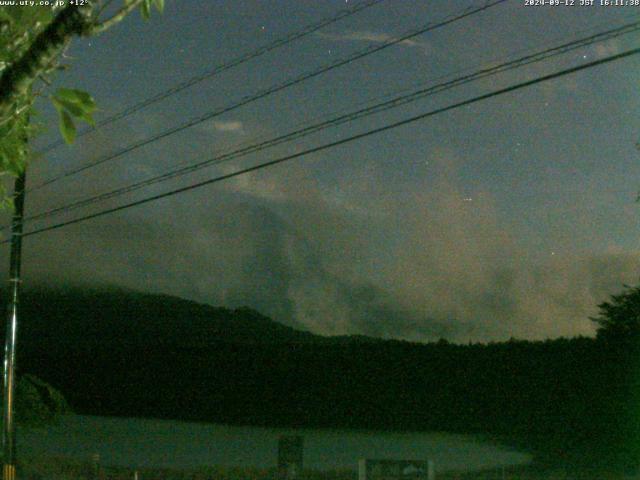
[593,40,620,59]
[315,31,430,54]
[212,120,244,133]
[10,147,640,344]
[219,152,640,343]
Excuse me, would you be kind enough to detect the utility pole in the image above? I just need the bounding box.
[2,171,26,480]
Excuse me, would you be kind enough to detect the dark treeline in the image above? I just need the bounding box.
[3,286,639,469]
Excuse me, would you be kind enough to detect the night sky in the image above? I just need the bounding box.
[3,0,639,343]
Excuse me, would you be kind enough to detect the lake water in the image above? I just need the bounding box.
[17,415,531,473]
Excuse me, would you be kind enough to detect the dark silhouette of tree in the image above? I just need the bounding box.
[591,283,640,345]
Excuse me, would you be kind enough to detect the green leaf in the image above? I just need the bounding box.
[153,0,164,13]
[82,112,95,127]
[54,88,96,113]
[58,110,76,144]
[52,89,97,129]
[52,96,82,117]
[0,151,8,170]
[52,96,95,127]
[140,0,152,20]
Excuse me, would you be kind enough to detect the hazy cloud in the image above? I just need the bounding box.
[315,31,431,54]
[212,120,244,133]
[593,40,620,59]
[10,145,639,344]
[15,196,639,344]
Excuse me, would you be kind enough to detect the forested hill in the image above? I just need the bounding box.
[2,285,639,469]
[1,285,321,350]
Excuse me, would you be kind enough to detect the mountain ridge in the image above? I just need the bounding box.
[1,284,636,469]
[0,284,384,351]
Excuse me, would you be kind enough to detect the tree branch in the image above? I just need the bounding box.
[0,4,93,121]
[88,0,145,35]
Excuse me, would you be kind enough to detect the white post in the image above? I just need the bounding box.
[358,459,367,480]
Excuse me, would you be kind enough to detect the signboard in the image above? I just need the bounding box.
[358,459,435,480]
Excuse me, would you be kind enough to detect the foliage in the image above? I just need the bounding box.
[52,87,96,143]
[0,0,164,204]
[16,373,70,425]
[0,373,70,426]
[0,5,54,202]
[141,0,165,20]
[591,283,640,344]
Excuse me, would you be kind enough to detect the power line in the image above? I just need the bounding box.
[37,0,387,154]
[29,0,508,193]
[21,19,640,225]
[11,46,640,242]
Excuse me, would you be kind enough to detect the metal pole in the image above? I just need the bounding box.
[2,171,26,480]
